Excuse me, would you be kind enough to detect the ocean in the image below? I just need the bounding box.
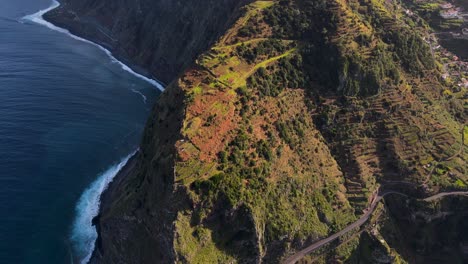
[0,0,161,263]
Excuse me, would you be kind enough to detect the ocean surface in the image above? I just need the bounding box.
[0,0,161,263]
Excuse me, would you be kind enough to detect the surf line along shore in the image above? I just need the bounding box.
[22,1,164,263]
[22,0,165,92]
[71,152,138,264]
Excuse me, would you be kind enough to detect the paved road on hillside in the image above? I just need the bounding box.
[423,191,468,202]
[282,190,468,264]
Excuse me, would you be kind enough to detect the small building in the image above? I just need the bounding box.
[440,9,459,19]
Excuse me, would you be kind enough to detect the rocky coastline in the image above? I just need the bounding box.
[43,0,251,262]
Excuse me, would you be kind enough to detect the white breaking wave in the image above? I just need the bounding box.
[131,88,148,104]
[22,0,165,91]
[22,2,160,263]
[71,151,136,264]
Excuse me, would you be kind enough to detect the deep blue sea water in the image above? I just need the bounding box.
[0,0,160,263]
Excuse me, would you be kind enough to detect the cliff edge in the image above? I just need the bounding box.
[44,0,250,84]
[47,0,467,263]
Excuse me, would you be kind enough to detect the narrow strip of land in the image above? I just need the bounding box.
[212,38,268,50]
[234,48,296,88]
[423,191,468,202]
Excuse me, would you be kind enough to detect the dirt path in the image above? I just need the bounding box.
[232,47,297,88]
[423,191,468,202]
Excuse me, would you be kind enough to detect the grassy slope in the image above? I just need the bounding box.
[173,1,357,262]
[169,0,466,262]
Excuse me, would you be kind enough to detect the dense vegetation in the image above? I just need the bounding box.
[259,0,435,96]
[247,55,307,97]
[174,0,466,263]
[236,39,292,64]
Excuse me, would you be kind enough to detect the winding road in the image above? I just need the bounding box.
[282,190,468,264]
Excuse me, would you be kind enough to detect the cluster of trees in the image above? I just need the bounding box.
[263,2,308,39]
[256,140,273,161]
[258,0,437,97]
[276,117,306,149]
[384,29,435,75]
[236,39,290,64]
[238,17,261,38]
[339,44,401,96]
[263,0,330,39]
[248,55,307,97]
[226,128,274,169]
[191,126,275,206]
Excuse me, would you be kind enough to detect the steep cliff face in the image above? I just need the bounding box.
[380,195,468,263]
[90,81,186,263]
[48,0,467,263]
[45,0,251,83]
[44,0,253,263]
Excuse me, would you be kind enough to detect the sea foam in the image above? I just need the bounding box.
[22,1,160,263]
[131,88,148,104]
[22,0,165,91]
[71,152,136,264]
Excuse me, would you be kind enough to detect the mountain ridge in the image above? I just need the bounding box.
[45,0,467,263]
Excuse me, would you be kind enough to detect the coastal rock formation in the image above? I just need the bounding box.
[46,0,467,263]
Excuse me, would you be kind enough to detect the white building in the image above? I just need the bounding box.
[440,9,459,19]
